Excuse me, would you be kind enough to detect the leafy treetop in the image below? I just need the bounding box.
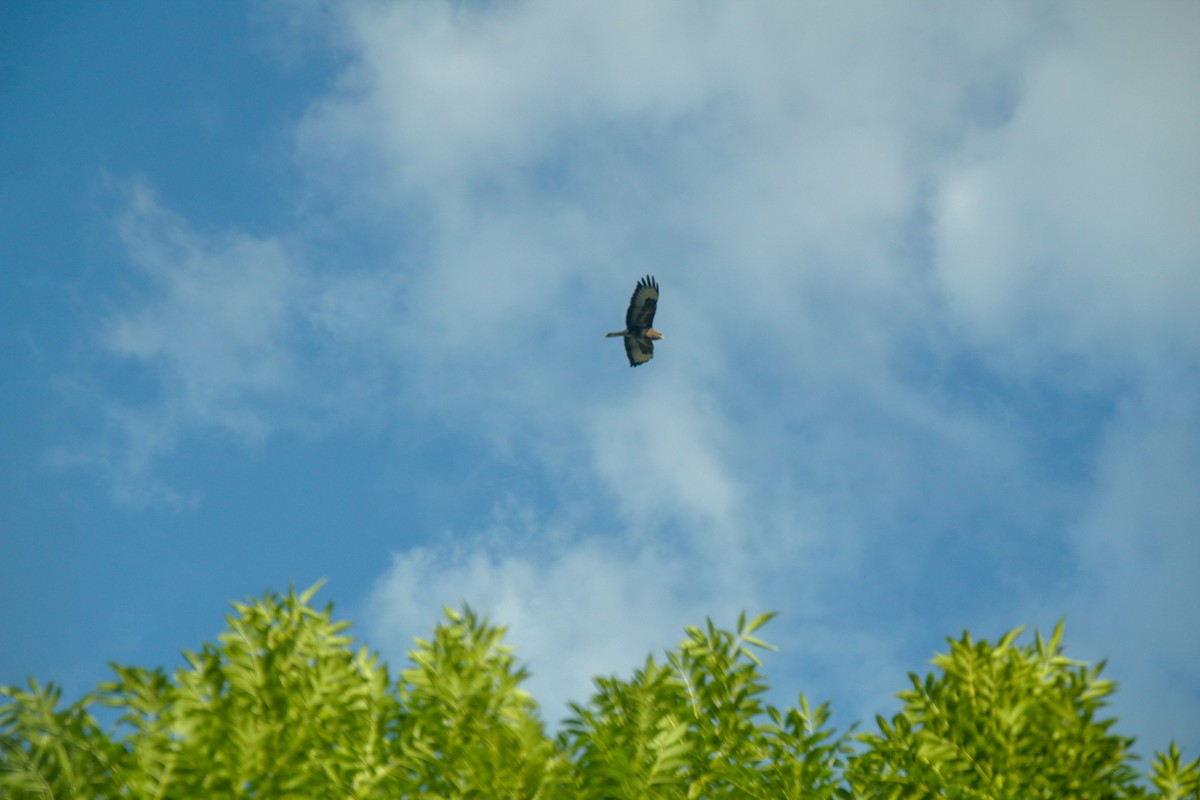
[2,583,1197,799]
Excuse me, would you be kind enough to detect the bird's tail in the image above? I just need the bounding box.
[604,331,626,338]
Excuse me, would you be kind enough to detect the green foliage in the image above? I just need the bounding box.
[0,582,554,799]
[562,611,847,799]
[1,584,1194,799]
[392,605,563,798]
[0,678,120,798]
[1149,742,1200,800]
[846,621,1146,799]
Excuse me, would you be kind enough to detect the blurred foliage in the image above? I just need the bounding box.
[2,583,1196,799]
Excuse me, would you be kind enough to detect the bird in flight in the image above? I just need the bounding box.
[606,275,663,367]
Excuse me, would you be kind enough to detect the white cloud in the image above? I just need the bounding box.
[587,379,739,534]
[932,2,1200,370]
[47,182,311,505]
[366,530,696,720]
[107,183,304,439]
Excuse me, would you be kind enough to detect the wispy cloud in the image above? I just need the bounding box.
[107,183,304,435]
[932,5,1200,370]
[47,181,309,506]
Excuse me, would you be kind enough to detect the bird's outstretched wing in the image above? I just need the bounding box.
[624,335,655,367]
[625,275,659,333]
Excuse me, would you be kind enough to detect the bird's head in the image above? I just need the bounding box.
[647,328,664,340]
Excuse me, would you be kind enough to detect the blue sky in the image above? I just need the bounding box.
[3,0,1198,762]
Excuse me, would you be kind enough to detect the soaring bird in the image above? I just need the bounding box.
[606,275,663,367]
